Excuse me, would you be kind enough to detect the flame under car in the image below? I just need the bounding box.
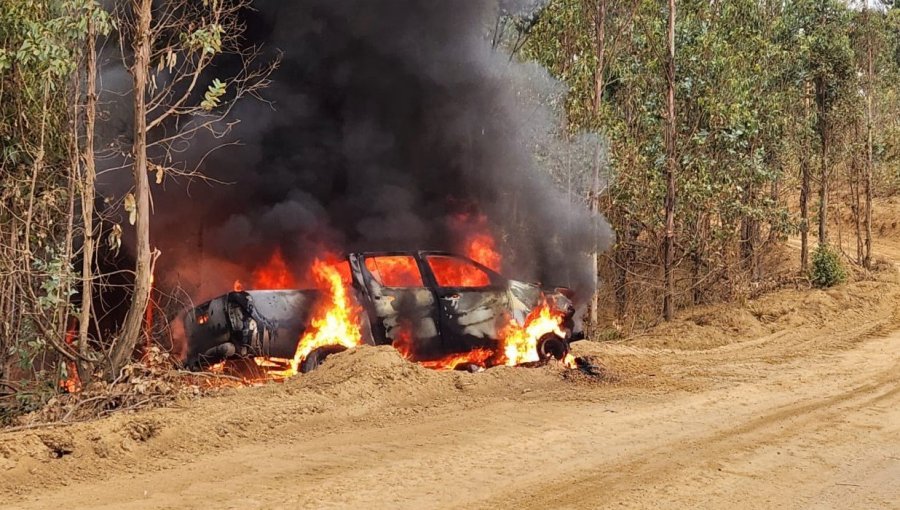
[182,251,581,372]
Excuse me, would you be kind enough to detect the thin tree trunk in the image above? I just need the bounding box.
[78,18,98,383]
[589,147,602,331]
[864,3,874,269]
[663,0,677,321]
[61,78,78,343]
[588,0,608,332]
[800,82,811,272]
[740,183,758,278]
[593,0,607,115]
[851,151,863,264]
[815,76,828,246]
[818,151,828,246]
[800,153,810,271]
[613,222,630,319]
[109,0,153,378]
[58,65,80,386]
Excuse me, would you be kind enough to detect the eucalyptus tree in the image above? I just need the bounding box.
[106,0,276,378]
[0,0,109,402]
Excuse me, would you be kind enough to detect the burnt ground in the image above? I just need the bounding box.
[2,204,900,509]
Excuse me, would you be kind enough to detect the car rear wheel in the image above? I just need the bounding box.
[300,345,348,373]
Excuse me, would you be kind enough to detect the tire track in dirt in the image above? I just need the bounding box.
[478,334,900,509]
[8,330,896,510]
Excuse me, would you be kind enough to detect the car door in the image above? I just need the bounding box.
[348,253,443,358]
[421,253,510,353]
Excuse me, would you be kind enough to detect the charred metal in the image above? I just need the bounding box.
[182,251,579,370]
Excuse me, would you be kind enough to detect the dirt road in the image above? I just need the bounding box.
[3,232,900,509]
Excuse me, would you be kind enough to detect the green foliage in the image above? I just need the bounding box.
[809,244,847,288]
[0,0,110,83]
[31,248,76,313]
[201,78,227,111]
[520,0,900,319]
[1,1,109,408]
[183,23,224,55]
[0,0,110,166]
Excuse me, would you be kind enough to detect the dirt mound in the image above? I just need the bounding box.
[291,345,455,407]
[634,307,770,350]
[874,196,900,238]
[631,273,900,353]
[1,342,614,499]
[292,344,610,408]
[299,345,436,388]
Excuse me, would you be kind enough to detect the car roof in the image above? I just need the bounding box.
[350,250,458,258]
[349,251,502,278]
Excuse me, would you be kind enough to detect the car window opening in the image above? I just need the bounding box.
[426,255,491,288]
[365,256,424,287]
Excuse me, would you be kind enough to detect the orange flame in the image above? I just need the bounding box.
[60,319,81,393]
[391,300,568,370]
[365,256,423,287]
[252,249,297,289]
[221,228,571,381]
[264,257,364,377]
[419,349,496,370]
[465,232,501,271]
[145,272,155,348]
[392,325,495,370]
[498,301,567,366]
[427,255,491,287]
[451,212,501,271]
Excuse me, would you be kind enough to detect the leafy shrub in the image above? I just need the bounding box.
[810,244,847,288]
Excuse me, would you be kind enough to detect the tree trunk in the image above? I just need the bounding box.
[864,3,874,269]
[800,152,810,271]
[740,184,758,279]
[818,150,828,246]
[589,146,602,331]
[800,82,811,272]
[613,228,629,319]
[109,0,153,378]
[588,0,608,333]
[815,76,828,246]
[663,0,677,321]
[593,0,607,115]
[851,151,863,264]
[78,17,98,384]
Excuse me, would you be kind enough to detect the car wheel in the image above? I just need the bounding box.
[300,345,348,373]
[536,333,569,361]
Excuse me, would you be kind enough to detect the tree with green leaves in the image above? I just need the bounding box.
[0,0,110,412]
[105,0,276,378]
[521,0,896,327]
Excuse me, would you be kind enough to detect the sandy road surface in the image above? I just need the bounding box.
[3,230,900,509]
[3,321,900,509]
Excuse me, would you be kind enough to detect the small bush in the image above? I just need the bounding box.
[810,244,847,288]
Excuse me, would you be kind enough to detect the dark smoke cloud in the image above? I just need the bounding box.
[101,0,613,303]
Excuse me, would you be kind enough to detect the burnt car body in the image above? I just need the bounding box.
[182,251,581,371]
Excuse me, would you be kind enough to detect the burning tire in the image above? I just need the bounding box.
[536,333,569,362]
[300,345,348,373]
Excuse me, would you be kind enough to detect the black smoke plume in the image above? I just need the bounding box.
[100,0,613,303]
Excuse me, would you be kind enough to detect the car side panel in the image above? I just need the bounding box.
[348,253,443,355]
[183,290,320,364]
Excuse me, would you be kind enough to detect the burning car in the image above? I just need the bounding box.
[182,251,581,374]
